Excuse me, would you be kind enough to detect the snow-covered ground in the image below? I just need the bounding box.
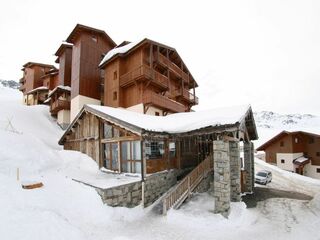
[1,86,320,240]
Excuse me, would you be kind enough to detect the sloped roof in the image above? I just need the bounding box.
[65,24,116,47]
[26,86,49,95]
[22,62,56,69]
[256,130,320,151]
[98,38,198,87]
[59,104,258,145]
[48,85,71,97]
[54,42,73,57]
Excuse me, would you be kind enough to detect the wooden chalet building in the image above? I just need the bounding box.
[59,104,258,215]
[19,62,56,105]
[257,131,320,179]
[99,39,199,116]
[65,24,117,121]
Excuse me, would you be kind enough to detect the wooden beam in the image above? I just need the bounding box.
[101,136,141,143]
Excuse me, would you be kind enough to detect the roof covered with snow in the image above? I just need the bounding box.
[99,39,144,67]
[59,104,257,144]
[26,86,49,95]
[48,85,71,97]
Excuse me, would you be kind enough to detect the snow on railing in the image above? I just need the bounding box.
[162,154,213,215]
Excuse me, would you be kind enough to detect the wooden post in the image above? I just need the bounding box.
[163,198,167,215]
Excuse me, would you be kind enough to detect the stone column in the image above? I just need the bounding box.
[244,141,254,193]
[229,141,241,202]
[213,140,231,217]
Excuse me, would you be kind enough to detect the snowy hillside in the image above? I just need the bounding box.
[254,111,320,148]
[0,86,320,240]
[0,79,20,89]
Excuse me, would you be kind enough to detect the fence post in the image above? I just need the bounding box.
[163,198,167,215]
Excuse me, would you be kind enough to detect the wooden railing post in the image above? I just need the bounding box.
[163,198,167,215]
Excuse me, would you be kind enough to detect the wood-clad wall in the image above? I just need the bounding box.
[71,32,114,100]
[59,47,72,87]
[64,112,100,165]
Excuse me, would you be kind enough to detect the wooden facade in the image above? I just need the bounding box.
[41,69,59,90]
[66,24,116,100]
[19,62,56,97]
[100,39,199,115]
[49,87,71,115]
[59,105,258,176]
[55,43,73,87]
[257,131,320,166]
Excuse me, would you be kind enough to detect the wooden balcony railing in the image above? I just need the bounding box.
[162,154,213,215]
[142,91,186,113]
[174,89,199,105]
[50,99,70,114]
[120,65,169,90]
[156,53,189,84]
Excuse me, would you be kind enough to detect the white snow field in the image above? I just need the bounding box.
[0,85,319,240]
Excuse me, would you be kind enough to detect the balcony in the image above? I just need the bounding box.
[156,53,189,84]
[19,78,25,84]
[174,89,199,105]
[50,99,70,114]
[143,91,186,113]
[120,65,169,90]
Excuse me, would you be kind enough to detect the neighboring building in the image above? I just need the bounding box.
[99,39,198,116]
[46,43,74,129]
[65,24,116,120]
[257,131,320,179]
[41,68,59,90]
[59,104,258,215]
[19,62,56,105]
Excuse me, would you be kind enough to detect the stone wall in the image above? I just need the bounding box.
[144,169,178,207]
[244,141,254,193]
[96,181,142,208]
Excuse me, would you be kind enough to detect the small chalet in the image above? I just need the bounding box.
[59,104,258,216]
[257,130,320,179]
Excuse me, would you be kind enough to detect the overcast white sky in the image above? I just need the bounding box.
[1,0,319,114]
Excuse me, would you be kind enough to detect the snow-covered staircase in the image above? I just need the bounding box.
[162,154,214,215]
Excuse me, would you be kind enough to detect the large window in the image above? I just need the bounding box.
[103,122,125,139]
[103,143,119,171]
[145,141,164,159]
[121,141,141,173]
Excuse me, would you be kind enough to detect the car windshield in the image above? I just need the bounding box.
[257,172,267,177]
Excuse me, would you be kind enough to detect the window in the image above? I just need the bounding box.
[121,141,141,173]
[169,142,176,158]
[317,168,320,173]
[309,137,314,144]
[104,123,112,138]
[103,143,119,171]
[317,152,320,157]
[145,141,164,159]
[113,71,117,80]
[281,159,285,164]
[295,137,299,143]
[113,91,117,101]
[92,35,97,42]
[155,112,160,116]
[280,141,284,147]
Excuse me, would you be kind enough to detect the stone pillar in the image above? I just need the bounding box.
[244,141,254,193]
[229,141,241,202]
[213,140,231,217]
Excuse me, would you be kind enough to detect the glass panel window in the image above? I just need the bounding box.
[135,162,141,173]
[132,141,141,160]
[113,128,120,138]
[104,144,111,169]
[111,143,118,170]
[169,142,176,158]
[146,141,164,159]
[104,123,112,139]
